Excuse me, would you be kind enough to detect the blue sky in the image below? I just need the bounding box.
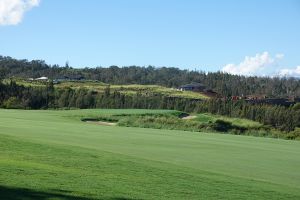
[0,0,299,76]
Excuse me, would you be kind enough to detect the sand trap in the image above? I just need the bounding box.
[181,115,197,120]
[84,121,117,126]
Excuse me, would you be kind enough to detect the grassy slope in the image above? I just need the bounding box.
[13,79,209,99]
[0,109,300,199]
[194,113,263,128]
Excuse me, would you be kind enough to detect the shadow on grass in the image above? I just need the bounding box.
[0,185,140,200]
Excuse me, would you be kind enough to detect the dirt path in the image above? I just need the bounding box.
[85,121,117,126]
[181,115,197,120]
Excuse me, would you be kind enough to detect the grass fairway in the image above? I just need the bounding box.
[0,109,300,199]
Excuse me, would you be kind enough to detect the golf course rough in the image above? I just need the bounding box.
[0,109,300,199]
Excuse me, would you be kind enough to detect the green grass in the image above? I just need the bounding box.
[1,109,300,199]
[12,79,209,99]
[84,112,268,137]
[194,113,263,128]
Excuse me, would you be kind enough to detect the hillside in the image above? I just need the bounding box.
[1,78,299,137]
[12,79,209,100]
[1,56,300,97]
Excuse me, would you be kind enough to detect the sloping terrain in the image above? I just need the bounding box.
[13,79,210,99]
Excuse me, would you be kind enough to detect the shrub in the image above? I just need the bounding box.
[3,97,23,109]
[212,119,233,132]
[286,128,300,140]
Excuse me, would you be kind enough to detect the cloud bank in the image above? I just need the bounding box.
[222,52,300,78]
[278,66,300,78]
[0,0,40,26]
[222,52,282,76]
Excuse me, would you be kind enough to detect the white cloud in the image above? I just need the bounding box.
[222,52,300,78]
[0,0,40,26]
[278,66,300,78]
[275,53,284,59]
[222,52,283,76]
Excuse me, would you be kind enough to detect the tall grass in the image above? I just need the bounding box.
[79,112,294,138]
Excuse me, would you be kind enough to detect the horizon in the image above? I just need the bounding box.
[0,0,299,77]
[3,54,300,80]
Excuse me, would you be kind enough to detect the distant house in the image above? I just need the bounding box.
[179,83,206,92]
[53,75,85,83]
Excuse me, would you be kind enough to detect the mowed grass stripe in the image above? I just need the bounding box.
[1,109,300,199]
[1,134,299,200]
[1,109,299,186]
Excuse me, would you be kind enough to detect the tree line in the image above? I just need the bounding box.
[194,99,300,133]
[1,55,300,97]
[0,81,299,138]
